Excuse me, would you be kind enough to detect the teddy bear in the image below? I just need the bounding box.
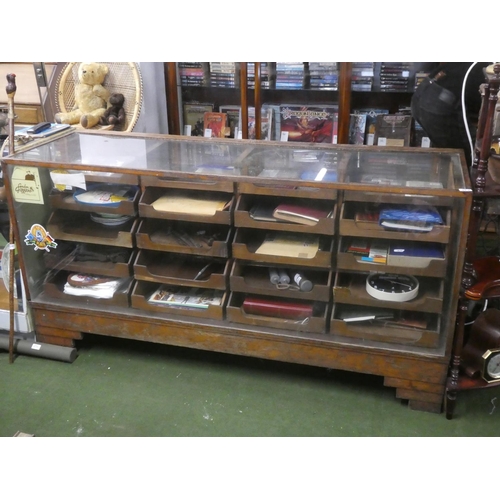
[99,93,126,130]
[55,62,110,129]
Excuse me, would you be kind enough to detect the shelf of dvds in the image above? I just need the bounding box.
[165,62,439,146]
[2,130,471,413]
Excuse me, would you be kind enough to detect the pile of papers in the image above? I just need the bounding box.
[63,273,127,299]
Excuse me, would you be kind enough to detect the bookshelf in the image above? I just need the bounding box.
[165,62,440,145]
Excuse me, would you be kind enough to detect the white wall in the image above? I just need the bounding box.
[134,62,169,134]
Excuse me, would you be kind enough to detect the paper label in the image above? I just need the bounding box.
[50,170,87,191]
[421,137,431,148]
[11,167,44,204]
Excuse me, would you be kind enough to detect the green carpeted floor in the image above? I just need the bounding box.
[1,333,500,437]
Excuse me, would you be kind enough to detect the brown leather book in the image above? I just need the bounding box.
[242,296,313,320]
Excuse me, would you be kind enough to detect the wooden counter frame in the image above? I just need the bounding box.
[1,131,472,414]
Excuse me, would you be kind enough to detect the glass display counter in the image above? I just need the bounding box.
[1,130,472,413]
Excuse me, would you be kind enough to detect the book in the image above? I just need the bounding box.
[354,206,380,228]
[272,203,331,226]
[249,202,280,222]
[151,194,230,216]
[242,296,313,320]
[353,108,389,145]
[374,114,412,147]
[219,105,241,138]
[348,114,367,145]
[379,205,443,232]
[183,102,214,136]
[15,123,71,138]
[248,106,273,141]
[255,233,320,259]
[148,286,223,309]
[204,112,229,138]
[347,240,388,264]
[279,104,338,143]
[387,242,445,267]
[347,239,370,255]
[361,243,388,264]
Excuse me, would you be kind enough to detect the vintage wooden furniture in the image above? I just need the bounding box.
[1,130,471,413]
[445,64,500,419]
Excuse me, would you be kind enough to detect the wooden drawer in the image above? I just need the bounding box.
[131,280,227,321]
[43,242,134,278]
[133,249,229,290]
[43,271,133,308]
[333,272,444,314]
[232,228,334,269]
[135,219,232,258]
[141,174,234,193]
[229,261,332,302]
[226,292,329,334]
[336,237,448,278]
[49,185,139,215]
[331,304,440,348]
[338,201,451,243]
[47,210,138,248]
[138,187,233,225]
[237,180,337,200]
[234,194,336,235]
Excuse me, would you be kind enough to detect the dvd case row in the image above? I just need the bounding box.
[183,102,339,143]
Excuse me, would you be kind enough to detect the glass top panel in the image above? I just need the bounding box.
[6,131,467,190]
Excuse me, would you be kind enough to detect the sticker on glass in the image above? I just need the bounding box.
[24,224,57,252]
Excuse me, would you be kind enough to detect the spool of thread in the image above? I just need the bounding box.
[292,271,313,292]
[278,269,290,285]
[269,267,280,285]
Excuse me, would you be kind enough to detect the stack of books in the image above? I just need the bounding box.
[209,62,238,88]
[178,62,207,87]
[351,63,374,91]
[347,239,388,264]
[379,63,412,92]
[63,274,128,299]
[350,108,389,145]
[308,62,339,91]
[183,102,213,137]
[148,286,223,310]
[247,63,271,89]
[275,62,305,89]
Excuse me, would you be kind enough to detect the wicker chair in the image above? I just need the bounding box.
[54,62,143,132]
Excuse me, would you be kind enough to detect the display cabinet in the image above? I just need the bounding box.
[1,130,471,413]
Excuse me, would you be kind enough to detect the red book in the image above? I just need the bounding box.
[242,297,313,320]
[203,112,229,138]
[272,203,331,226]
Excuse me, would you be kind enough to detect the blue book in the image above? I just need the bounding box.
[379,205,443,232]
[388,242,445,267]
